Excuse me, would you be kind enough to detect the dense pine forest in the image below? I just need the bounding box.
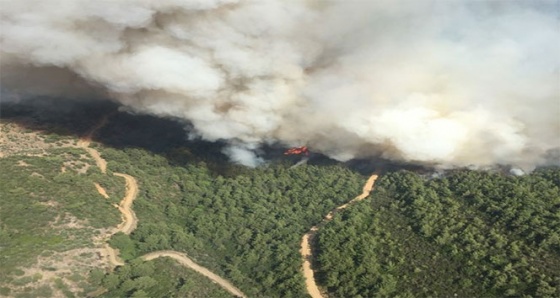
[98,146,364,297]
[315,169,560,297]
[97,143,560,297]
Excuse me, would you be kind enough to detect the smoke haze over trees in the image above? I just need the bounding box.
[1,0,559,169]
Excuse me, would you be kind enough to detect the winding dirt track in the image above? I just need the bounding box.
[112,173,139,235]
[80,115,247,298]
[78,115,137,267]
[142,251,247,298]
[104,243,124,267]
[301,174,379,298]
[77,116,110,173]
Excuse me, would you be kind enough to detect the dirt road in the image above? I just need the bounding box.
[80,116,246,297]
[78,115,135,268]
[93,172,139,268]
[84,147,107,174]
[104,244,125,267]
[77,137,107,174]
[97,172,139,268]
[301,174,378,298]
[142,251,247,298]
[94,183,109,199]
[77,116,138,235]
[112,173,139,235]
[77,115,110,173]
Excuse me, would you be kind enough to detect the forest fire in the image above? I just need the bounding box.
[284,146,309,156]
[1,1,557,169]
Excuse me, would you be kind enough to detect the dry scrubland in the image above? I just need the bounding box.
[0,121,123,297]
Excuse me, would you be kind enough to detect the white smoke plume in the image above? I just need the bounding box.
[1,0,559,169]
[222,144,264,168]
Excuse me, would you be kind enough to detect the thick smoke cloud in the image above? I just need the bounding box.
[1,0,559,169]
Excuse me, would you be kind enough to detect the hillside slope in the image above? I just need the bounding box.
[315,170,560,297]
[0,122,123,297]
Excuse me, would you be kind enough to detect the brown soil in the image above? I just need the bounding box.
[15,247,108,297]
[94,183,109,199]
[83,147,106,173]
[103,244,125,267]
[112,173,138,235]
[301,174,379,298]
[76,113,110,173]
[0,122,73,158]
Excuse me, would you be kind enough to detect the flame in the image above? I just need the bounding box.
[284,146,309,156]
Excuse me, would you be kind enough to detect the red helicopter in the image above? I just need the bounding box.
[284,146,309,156]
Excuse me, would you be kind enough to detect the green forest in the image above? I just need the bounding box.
[96,143,560,297]
[98,146,364,297]
[94,258,233,298]
[315,169,560,297]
